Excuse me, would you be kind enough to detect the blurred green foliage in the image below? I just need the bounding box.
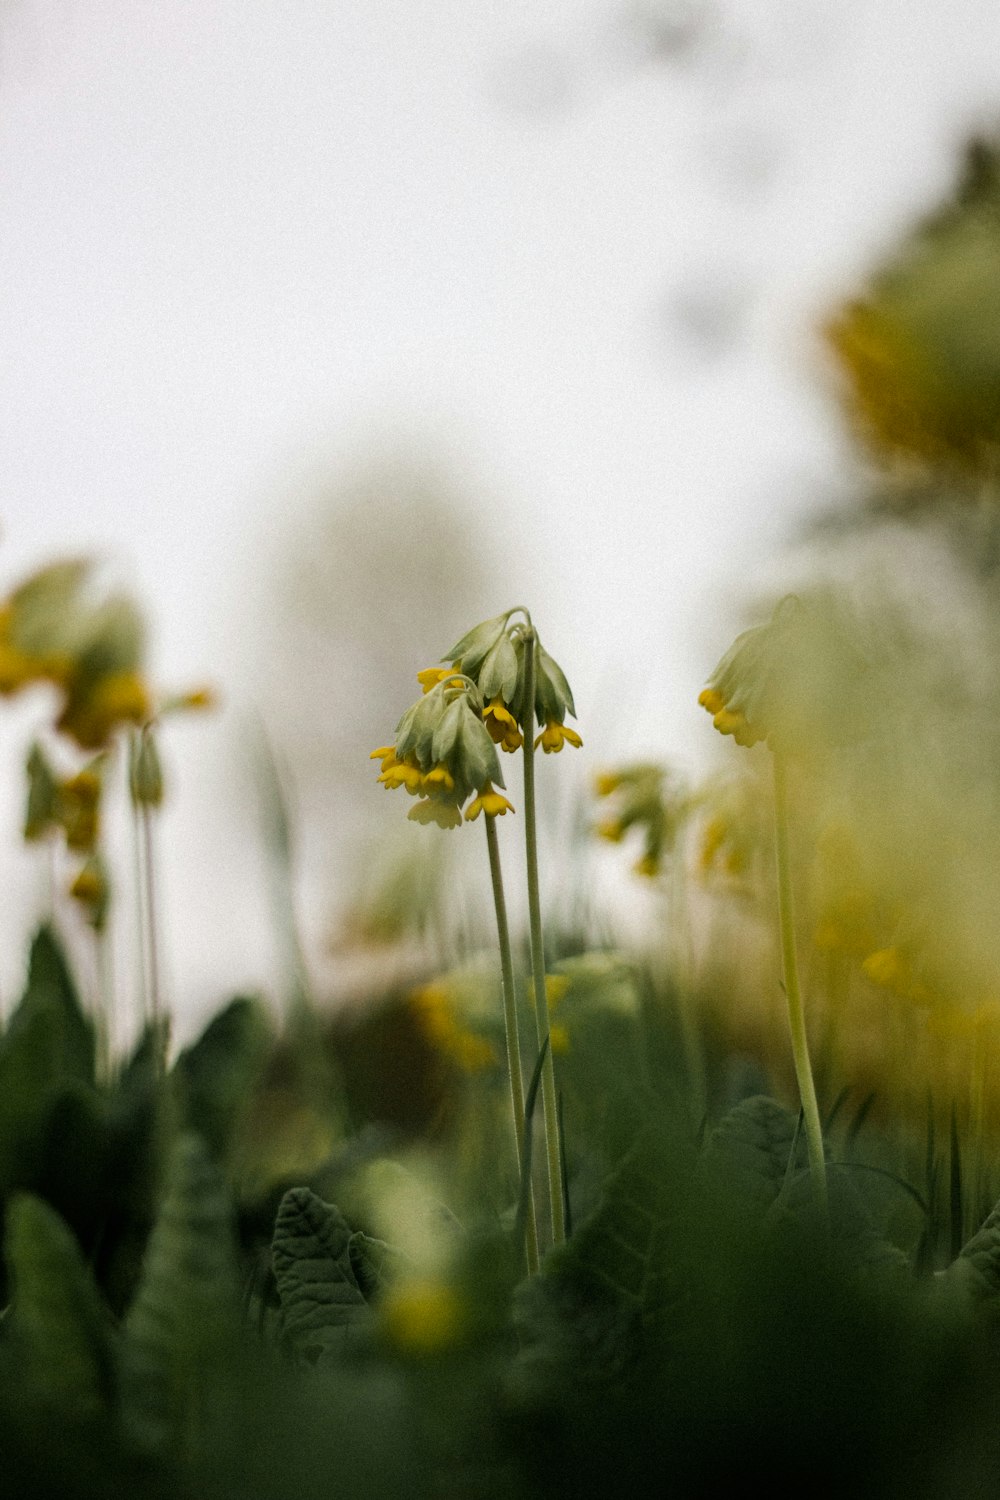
[2,921,1000,1497]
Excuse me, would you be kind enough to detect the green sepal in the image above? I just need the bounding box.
[443,613,509,678]
[454,701,503,796]
[431,696,465,765]
[478,630,519,703]
[396,690,445,765]
[24,742,60,841]
[129,729,164,808]
[535,644,576,723]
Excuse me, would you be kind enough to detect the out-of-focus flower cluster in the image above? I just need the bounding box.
[594,763,688,877]
[5,558,213,928]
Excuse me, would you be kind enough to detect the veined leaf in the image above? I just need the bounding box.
[5,1193,116,1419]
[271,1188,372,1362]
[348,1231,408,1301]
[946,1197,1000,1300]
[119,1133,240,1461]
[701,1094,807,1211]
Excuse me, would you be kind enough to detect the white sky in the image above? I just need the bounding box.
[2,0,1000,1034]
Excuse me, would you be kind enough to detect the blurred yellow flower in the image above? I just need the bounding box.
[380,1277,466,1355]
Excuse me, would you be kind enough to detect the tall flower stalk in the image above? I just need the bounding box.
[697,594,865,1209]
[520,629,566,1247]
[485,813,540,1273]
[772,750,828,1210]
[373,609,581,1259]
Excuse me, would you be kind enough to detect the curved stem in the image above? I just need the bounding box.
[521,630,567,1247]
[772,750,827,1213]
[485,816,539,1274]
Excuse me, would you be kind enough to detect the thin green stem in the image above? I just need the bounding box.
[140,802,162,1029]
[772,750,827,1213]
[485,815,540,1274]
[94,924,117,1087]
[521,630,567,1247]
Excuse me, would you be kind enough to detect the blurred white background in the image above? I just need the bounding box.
[2,0,1000,1031]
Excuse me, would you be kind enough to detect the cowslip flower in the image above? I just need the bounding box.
[372,673,513,825]
[441,611,581,756]
[464,783,514,821]
[699,592,870,756]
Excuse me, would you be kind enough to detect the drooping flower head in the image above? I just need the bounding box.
[372,670,512,826]
[441,610,581,756]
[699,592,871,756]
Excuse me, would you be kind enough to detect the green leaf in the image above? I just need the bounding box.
[946,1197,1000,1300]
[700,1095,807,1211]
[119,1133,240,1461]
[4,1193,117,1419]
[0,927,95,1195]
[271,1188,372,1362]
[348,1231,408,1300]
[172,997,271,1162]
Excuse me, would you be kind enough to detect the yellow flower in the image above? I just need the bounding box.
[420,763,455,793]
[464,784,515,821]
[380,1278,466,1356]
[545,974,570,1010]
[534,720,583,754]
[370,745,397,769]
[596,818,624,843]
[407,798,463,829]
[483,696,523,751]
[549,1023,570,1054]
[60,768,103,852]
[379,756,423,793]
[57,670,151,750]
[416,666,461,694]
[69,854,110,929]
[594,771,622,798]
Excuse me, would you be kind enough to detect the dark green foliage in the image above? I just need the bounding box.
[0,926,95,1198]
[5,928,1000,1497]
[271,1188,376,1362]
[171,996,271,1163]
[119,1132,240,1461]
[4,1192,117,1419]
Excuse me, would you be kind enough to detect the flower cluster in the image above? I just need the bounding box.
[442,611,581,756]
[372,673,513,828]
[699,592,870,755]
[6,559,215,927]
[372,610,580,827]
[0,560,152,749]
[594,763,687,878]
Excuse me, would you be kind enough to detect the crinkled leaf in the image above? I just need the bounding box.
[348,1231,409,1301]
[271,1188,372,1363]
[700,1095,807,1212]
[120,1133,240,1461]
[946,1197,1000,1300]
